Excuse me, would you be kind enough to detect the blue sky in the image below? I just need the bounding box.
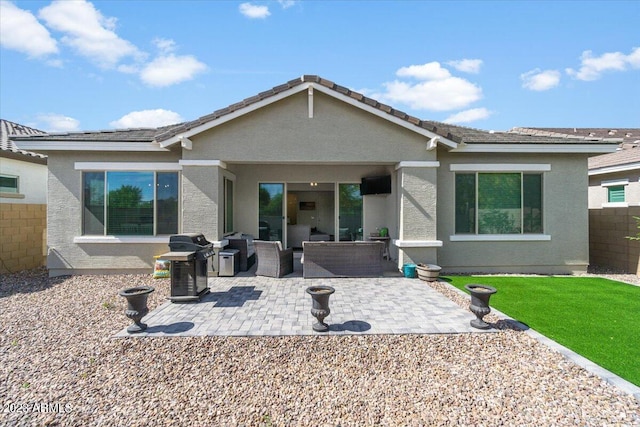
[1,0,638,133]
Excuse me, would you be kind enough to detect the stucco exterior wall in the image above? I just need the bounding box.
[436,152,590,274]
[589,206,640,274]
[0,157,47,204]
[588,170,640,209]
[186,91,435,164]
[46,152,180,276]
[396,165,438,266]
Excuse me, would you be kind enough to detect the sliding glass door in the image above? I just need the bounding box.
[258,183,284,241]
[338,183,363,241]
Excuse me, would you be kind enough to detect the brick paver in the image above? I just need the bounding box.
[116,275,495,337]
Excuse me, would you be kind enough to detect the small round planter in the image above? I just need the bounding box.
[305,285,335,332]
[416,264,442,282]
[118,286,155,333]
[464,284,497,329]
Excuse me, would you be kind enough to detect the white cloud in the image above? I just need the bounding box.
[0,0,58,58]
[444,108,492,124]
[447,59,483,74]
[379,79,482,112]
[239,3,271,19]
[38,0,142,69]
[374,62,483,112]
[37,113,80,132]
[140,53,207,87]
[278,0,297,8]
[109,109,184,129]
[521,69,561,91]
[396,62,451,80]
[566,47,640,81]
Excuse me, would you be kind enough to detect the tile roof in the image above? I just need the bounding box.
[156,76,616,146]
[588,147,640,171]
[510,127,639,144]
[509,127,640,170]
[0,119,47,160]
[8,77,623,149]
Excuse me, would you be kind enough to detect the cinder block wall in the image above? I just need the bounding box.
[0,203,47,274]
[589,207,640,274]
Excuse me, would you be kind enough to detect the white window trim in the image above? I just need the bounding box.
[74,236,170,244]
[75,162,181,171]
[393,239,443,248]
[602,202,629,208]
[450,234,551,242]
[450,163,551,172]
[601,178,629,187]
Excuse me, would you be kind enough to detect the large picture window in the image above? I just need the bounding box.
[455,172,543,234]
[83,171,179,236]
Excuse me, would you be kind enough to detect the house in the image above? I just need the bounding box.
[510,127,640,274]
[0,119,48,273]
[12,76,618,277]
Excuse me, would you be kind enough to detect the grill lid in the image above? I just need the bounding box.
[169,233,211,246]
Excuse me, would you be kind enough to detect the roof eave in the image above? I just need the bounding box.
[588,162,640,176]
[11,140,168,152]
[451,143,619,154]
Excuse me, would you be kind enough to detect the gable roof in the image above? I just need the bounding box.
[10,76,620,155]
[0,119,47,164]
[157,75,618,149]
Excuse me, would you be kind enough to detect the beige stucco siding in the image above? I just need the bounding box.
[588,170,640,209]
[185,91,435,164]
[46,152,180,276]
[436,152,590,274]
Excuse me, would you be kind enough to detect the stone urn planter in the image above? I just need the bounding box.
[305,285,335,332]
[464,284,497,329]
[416,264,442,282]
[118,286,155,333]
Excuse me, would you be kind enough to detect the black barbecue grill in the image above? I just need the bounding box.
[162,233,215,302]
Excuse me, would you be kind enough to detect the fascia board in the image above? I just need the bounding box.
[588,162,640,176]
[12,141,168,152]
[451,144,618,154]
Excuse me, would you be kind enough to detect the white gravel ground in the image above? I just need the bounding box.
[1,268,639,426]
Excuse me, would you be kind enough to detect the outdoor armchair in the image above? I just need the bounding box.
[254,240,294,278]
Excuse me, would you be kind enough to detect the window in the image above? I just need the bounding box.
[455,172,543,234]
[83,171,179,236]
[607,186,625,203]
[224,177,234,233]
[0,174,19,193]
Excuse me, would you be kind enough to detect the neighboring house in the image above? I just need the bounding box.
[510,127,640,274]
[13,76,617,277]
[0,119,48,273]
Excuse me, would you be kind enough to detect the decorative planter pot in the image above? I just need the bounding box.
[305,285,335,332]
[416,264,442,282]
[464,284,497,329]
[118,286,155,333]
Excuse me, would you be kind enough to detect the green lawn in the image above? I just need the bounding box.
[444,275,640,387]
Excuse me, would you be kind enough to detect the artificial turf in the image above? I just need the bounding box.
[444,275,640,387]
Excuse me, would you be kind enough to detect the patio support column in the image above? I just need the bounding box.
[180,160,226,274]
[395,161,442,268]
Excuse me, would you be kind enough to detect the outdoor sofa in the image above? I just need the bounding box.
[302,241,384,278]
[225,233,256,271]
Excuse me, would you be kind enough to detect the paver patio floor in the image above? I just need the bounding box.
[115,273,496,337]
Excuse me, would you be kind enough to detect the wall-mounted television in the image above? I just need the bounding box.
[360,175,391,196]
